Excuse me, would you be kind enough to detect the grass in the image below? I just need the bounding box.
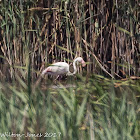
[0,74,139,140]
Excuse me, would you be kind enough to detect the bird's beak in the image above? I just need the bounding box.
[81,60,86,67]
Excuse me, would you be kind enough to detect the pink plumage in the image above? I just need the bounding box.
[42,57,86,76]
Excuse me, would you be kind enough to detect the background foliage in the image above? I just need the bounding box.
[0,1,140,140]
[0,0,140,79]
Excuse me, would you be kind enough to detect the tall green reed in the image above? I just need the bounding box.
[0,74,139,139]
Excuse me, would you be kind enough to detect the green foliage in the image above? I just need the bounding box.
[0,75,139,140]
[0,0,139,139]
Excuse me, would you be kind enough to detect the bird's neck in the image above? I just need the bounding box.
[67,59,78,76]
[67,59,77,76]
[72,59,77,74]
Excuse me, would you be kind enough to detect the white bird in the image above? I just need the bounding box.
[41,57,86,76]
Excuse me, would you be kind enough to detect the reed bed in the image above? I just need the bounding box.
[0,0,139,79]
[0,1,140,140]
[0,74,140,140]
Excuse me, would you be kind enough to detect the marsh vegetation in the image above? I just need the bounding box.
[0,0,140,140]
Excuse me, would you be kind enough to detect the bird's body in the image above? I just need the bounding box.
[42,57,86,77]
[42,62,70,76]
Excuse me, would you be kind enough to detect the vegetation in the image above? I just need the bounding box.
[0,74,140,140]
[0,0,139,79]
[0,0,140,140]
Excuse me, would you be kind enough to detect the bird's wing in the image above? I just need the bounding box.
[50,62,69,75]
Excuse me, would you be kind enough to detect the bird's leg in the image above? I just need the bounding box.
[55,75,60,81]
[53,75,60,85]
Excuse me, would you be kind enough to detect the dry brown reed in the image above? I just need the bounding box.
[0,0,139,80]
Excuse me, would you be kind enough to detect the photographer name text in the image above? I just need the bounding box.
[0,132,61,138]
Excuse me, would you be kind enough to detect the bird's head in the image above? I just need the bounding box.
[74,57,86,67]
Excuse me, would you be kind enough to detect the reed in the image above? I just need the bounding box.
[0,1,139,139]
[0,0,139,79]
[0,74,140,139]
